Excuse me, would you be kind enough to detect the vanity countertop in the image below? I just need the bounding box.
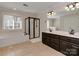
[43,31,79,39]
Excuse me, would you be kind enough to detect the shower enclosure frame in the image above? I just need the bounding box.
[25,17,40,39]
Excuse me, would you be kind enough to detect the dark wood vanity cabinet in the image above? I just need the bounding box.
[60,36,79,56]
[70,43,79,56]
[42,33,50,46]
[42,32,79,56]
[42,32,60,51]
[50,34,60,51]
[60,40,71,56]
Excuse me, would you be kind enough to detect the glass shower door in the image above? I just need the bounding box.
[29,18,34,39]
[35,19,40,38]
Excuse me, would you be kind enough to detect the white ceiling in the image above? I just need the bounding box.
[1,2,78,16]
[0,2,69,14]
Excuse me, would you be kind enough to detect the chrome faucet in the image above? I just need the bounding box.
[69,29,75,35]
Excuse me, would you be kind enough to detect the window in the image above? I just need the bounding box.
[3,15,22,30]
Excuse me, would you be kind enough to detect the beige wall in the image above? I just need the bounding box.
[38,12,48,39]
[59,13,79,32]
[49,19,55,27]
[0,9,38,32]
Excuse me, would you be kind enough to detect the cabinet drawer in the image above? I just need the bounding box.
[60,40,71,55]
[50,34,59,39]
[70,43,79,56]
[71,38,79,45]
[51,38,59,44]
[42,38,50,46]
[60,36,71,42]
[42,32,52,38]
[51,42,60,51]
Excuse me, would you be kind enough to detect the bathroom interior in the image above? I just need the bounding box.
[0,2,79,56]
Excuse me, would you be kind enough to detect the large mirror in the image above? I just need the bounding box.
[47,12,79,32]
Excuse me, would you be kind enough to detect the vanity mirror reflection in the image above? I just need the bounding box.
[47,11,79,33]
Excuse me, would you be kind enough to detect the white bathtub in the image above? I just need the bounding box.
[0,31,29,47]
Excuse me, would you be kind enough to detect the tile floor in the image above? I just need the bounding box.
[0,40,65,56]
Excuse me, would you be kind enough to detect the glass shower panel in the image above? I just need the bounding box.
[35,19,40,38]
[25,19,29,35]
[30,18,34,38]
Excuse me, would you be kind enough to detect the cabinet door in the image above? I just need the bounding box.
[42,33,52,47]
[60,40,71,55]
[42,37,49,45]
[50,37,60,51]
[42,33,48,45]
[70,43,79,56]
[51,37,59,45]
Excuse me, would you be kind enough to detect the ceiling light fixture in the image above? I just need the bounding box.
[47,11,56,16]
[69,4,73,8]
[23,4,28,7]
[65,2,79,11]
[65,5,68,9]
[65,5,69,11]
